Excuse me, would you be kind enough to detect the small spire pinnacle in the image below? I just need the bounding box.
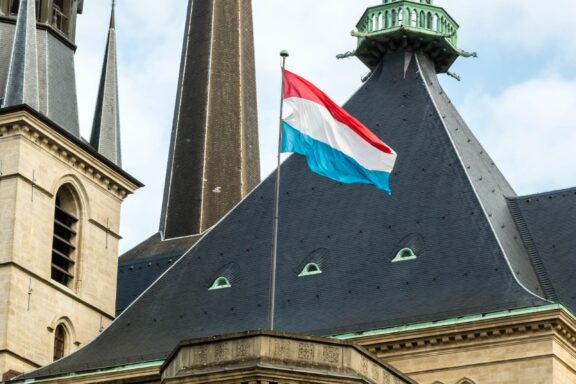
[110,0,115,28]
[90,4,122,166]
[3,0,39,109]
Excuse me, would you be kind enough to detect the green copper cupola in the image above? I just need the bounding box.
[350,0,475,73]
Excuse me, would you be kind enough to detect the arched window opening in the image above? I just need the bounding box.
[385,10,390,28]
[391,9,396,26]
[410,9,417,27]
[51,186,79,288]
[299,263,322,277]
[427,12,433,29]
[433,14,439,31]
[53,324,67,361]
[8,0,18,15]
[392,248,417,263]
[52,0,70,34]
[397,8,403,25]
[378,13,383,30]
[419,11,425,27]
[209,277,231,290]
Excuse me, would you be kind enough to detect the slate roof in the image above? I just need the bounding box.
[116,233,201,315]
[3,0,39,110]
[21,51,549,380]
[508,188,576,312]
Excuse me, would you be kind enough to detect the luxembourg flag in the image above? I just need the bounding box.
[281,70,397,194]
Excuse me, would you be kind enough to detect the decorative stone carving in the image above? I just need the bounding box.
[214,342,229,361]
[322,345,339,364]
[195,345,208,365]
[360,356,369,375]
[273,340,290,359]
[371,364,380,381]
[235,339,250,358]
[298,342,314,360]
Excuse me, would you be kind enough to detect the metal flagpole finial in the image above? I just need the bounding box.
[280,50,289,58]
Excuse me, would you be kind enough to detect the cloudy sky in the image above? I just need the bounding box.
[73,0,576,253]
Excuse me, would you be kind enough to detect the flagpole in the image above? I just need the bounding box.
[270,50,289,331]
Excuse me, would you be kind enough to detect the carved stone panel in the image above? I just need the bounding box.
[322,345,340,364]
[298,342,314,361]
[273,339,290,359]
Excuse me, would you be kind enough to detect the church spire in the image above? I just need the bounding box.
[3,0,39,109]
[159,0,261,239]
[90,2,122,166]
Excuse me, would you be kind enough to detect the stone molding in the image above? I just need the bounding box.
[0,112,139,200]
[162,331,416,384]
[354,308,576,358]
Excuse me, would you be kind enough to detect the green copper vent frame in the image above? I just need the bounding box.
[209,277,232,290]
[392,248,417,262]
[299,263,322,277]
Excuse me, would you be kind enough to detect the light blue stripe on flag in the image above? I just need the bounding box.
[282,121,392,194]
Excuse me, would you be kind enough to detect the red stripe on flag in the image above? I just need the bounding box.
[283,70,394,155]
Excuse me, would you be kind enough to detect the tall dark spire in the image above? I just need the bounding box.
[159,0,261,239]
[90,3,122,166]
[3,0,39,109]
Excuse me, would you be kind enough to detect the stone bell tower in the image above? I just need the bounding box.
[0,0,141,379]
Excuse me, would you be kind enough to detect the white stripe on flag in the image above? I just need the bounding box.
[284,97,396,172]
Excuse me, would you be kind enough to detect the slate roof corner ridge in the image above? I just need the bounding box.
[506,198,558,301]
[413,53,548,304]
[516,186,576,200]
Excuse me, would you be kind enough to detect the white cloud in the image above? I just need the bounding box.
[442,0,576,50]
[461,74,576,194]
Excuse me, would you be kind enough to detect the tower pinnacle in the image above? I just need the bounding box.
[90,3,122,166]
[3,0,39,109]
[350,0,475,73]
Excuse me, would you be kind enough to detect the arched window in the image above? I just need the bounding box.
[410,9,417,27]
[378,13,383,30]
[51,185,80,287]
[53,324,67,361]
[391,9,396,26]
[385,10,390,28]
[8,0,18,15]
[419,11,425,27]
[397,8,403,25]
[51,0,71,34]
[427,12,433,29]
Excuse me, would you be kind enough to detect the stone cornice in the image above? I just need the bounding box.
[352,307,576,358]
[162,331,416,384]
[0,110,141,200]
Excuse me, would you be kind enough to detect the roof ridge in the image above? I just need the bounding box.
[415,52,545,301]
[507,198,558,301]
[515,187,576,200]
